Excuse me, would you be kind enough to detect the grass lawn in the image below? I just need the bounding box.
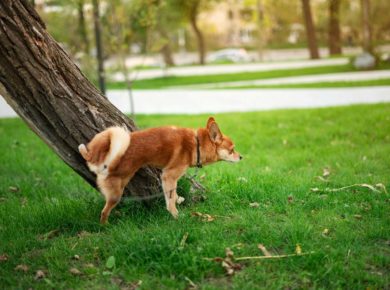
[224,78,390,89]
[107,62,390,90]
[1,104,389,289]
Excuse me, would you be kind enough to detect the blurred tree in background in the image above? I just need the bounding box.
[328,0,342,55]
[301,0,319,59]
[34,0,390,73]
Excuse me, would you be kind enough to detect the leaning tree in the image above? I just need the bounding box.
[0,0,161,198]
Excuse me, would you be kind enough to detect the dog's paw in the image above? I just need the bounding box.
[169,207,179,219]
[177,196,185,205]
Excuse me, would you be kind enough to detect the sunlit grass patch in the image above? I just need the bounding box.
[0,104,389,289]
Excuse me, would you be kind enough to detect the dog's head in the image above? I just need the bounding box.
[206,117,242,163]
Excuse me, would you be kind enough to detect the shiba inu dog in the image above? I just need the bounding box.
[78,117,242,224]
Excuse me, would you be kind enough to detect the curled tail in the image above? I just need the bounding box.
[78,126,131,175]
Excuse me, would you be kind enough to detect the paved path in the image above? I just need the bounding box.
[108,87,390,114]
[0,86,390,117]
[110,58,349,81]
[176,70,390,89]
[2,87,390,118]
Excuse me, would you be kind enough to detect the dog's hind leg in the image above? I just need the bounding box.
[161,166,187,219]
[97,175,125,224]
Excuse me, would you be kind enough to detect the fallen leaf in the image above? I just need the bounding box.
[191,212,215,222]
[191,194,207,203]
[295,244,302,255]
[237,177,248,183]
[20,197,27,207]
[316,176,327,182]
[323,167,331,178]
[8,186,19,193]
[249,202,259,208]
[127,280,143,290]
[184,276,197,289]
[310,188,320,192]
[322,228,330,237]
[354,214,362,220]
[77,231,91,238]
[15,264,29,272]
[84,263,95,268]
[257,244,272,257]
[35,270,46,280]
[0,254,9,262]
[178,232,189,251]
[222,248,242,276]
[106,256,116,269]
[44,278,55,287]
[38,229,60,241]
[225,248,234,258]
[231,243,244,249]
[69,267,82,276]
[72,254,80,260]
[288,195,294,203]
[110,276,124,287]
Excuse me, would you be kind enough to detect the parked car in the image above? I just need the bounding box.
[207,48,251,63]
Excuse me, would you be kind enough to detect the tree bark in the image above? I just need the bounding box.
[328,0,342,55]
[159,29,175,67]
[189,1,205,65]
[256,0,265,61]
[77,0,90,54]
[0,0,161,199]
[92,0,106,95]
[361,0,373,53]
[301,0,320,59]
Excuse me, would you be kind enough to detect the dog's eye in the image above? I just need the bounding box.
[229,149,234,154]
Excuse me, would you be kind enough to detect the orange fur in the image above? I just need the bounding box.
[78,117,242,224]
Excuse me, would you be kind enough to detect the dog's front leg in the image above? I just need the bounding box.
[161,167,186,218]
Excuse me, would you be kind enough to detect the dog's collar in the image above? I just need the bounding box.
[195,133,202,168]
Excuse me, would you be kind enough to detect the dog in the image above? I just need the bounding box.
[78,117,242,224]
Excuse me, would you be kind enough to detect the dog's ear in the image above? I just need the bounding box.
[208,121,222,143]
[207,117,216,129]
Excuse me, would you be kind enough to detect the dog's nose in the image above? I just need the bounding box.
[239,155,243,160]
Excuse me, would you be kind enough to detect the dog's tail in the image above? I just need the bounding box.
[78,126,131,175]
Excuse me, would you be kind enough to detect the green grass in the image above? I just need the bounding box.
[107,62,390,90]
[109,64,352,90]
[226,78,390,89]
[1,104,390,289]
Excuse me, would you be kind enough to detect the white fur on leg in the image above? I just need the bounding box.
[177,196,185,204]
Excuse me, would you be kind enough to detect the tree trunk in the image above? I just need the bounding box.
[256,0,265,61]
[77,0,90,54]
[92,0,106,95]
[301,0,320,59]
[0,0,161,199]
[328,0,342,55]
[361,0,373,53]
[159,29,175,67]
[189,2,205,65]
